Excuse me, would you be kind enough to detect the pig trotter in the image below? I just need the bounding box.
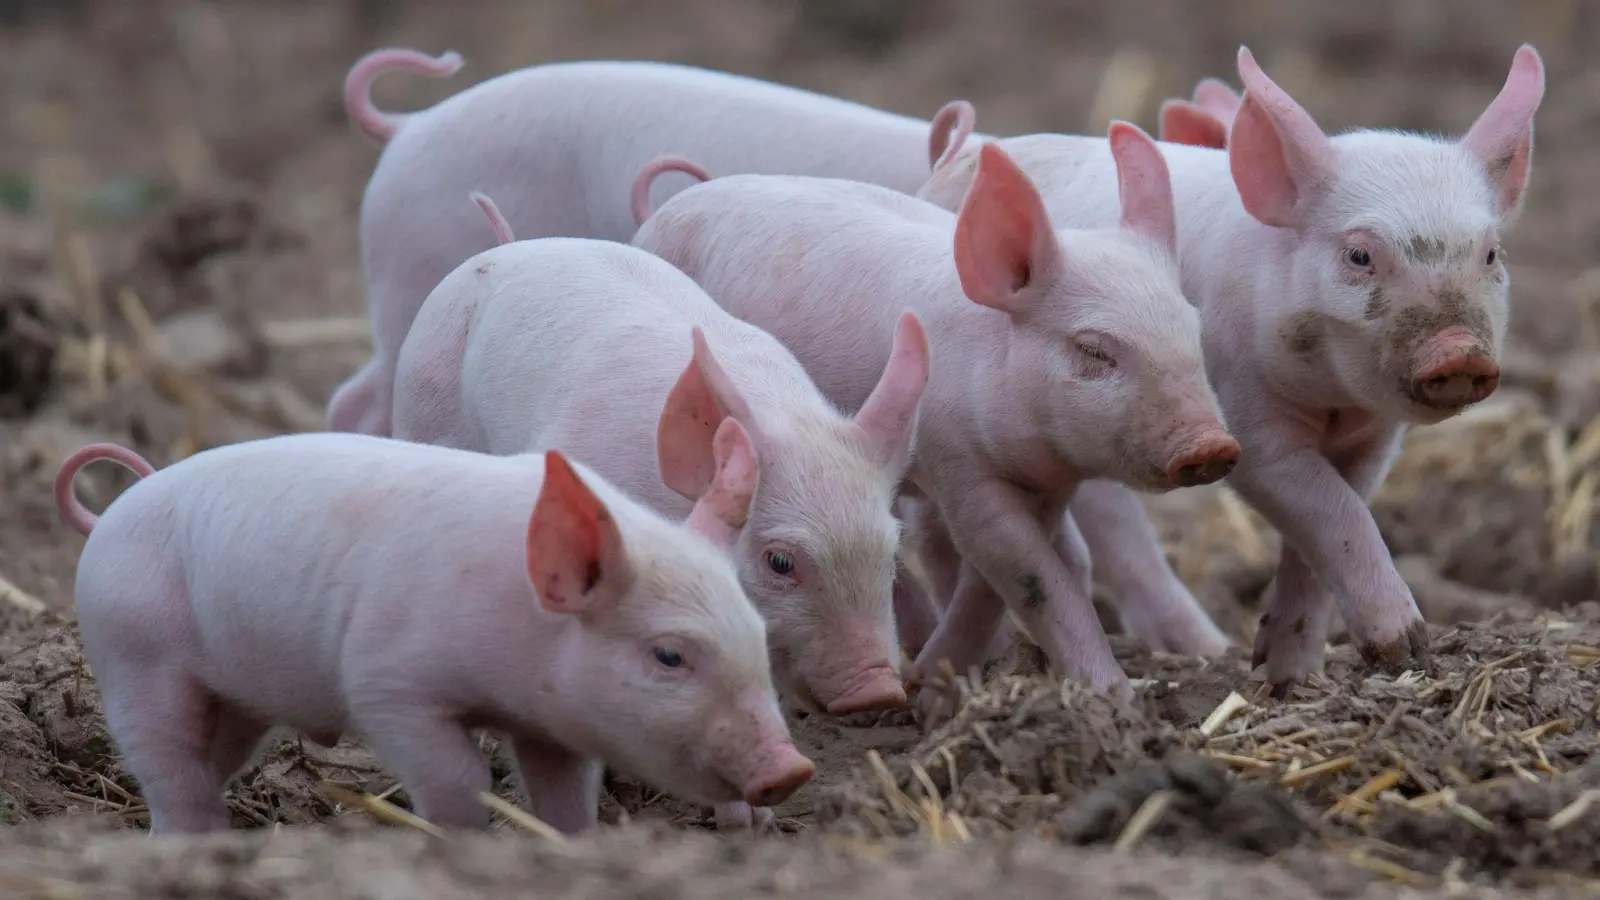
[1356,619,1432,676]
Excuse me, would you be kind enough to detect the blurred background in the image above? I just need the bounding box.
[1,0,1598,622]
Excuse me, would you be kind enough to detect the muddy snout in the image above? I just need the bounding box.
[1409,328,1499,411]
[741,742,816,806]
[1165,432,1241,488]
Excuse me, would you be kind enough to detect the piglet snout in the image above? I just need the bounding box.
[742,743,816,807]
[1166,433,1240,488]
[823,665,907,715]
[1410,329,1499,410]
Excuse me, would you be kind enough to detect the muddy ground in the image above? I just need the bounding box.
[3,0,1600,896]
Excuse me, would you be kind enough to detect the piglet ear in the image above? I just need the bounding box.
[527,451,633,616]
[685,418,760,549]
[953,143,1060,314]
[853,311,931,472]
[1461,43,1545,222]
[1159,100,1229,149]
[1192,77,1242,127]
[658,328,757,501]
[1108,121,1178,254]
[1229,46,1334,229]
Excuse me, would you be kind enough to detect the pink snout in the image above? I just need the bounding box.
[1410,330,1499,410]
[1166,433,1241,488]
[822,665,907,716]
[742,743,816,807]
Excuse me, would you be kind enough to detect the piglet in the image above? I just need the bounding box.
[918,44,1546,692]
[57,429,811,834]
[329,49,970,440]
[631,124,1239,711]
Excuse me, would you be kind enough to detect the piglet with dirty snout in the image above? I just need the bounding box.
[58,430,811,834]
[631,125,1238,713]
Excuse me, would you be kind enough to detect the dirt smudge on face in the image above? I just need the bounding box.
[1386,287,1492,360]
[1281,311,1323,360]
[1363,284,1389,320]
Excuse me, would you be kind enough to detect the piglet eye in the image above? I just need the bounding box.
[1486,247,1500,265]
[1076,342,1115,367]
[653,647,684,668]
[1344,248,1372,268]
[767,551,795,576]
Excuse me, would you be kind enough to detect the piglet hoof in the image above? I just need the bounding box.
[1356,619,1432,677]
[713,801,776,834]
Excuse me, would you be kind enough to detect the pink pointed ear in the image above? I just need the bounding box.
[1229,46,1334,229]
[685,417,760,549]
[953,143,1060,314]
[1108,121,1178,254]
[1192,77,1242,127]
[527,450,632,616]
[657,328,756,501]
[1159,100,1229,149]
[853,311,930,471]
[1461,43,1545,221]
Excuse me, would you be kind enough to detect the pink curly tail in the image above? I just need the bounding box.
[55,443,156,536]
[928,99,977,170]
[631,156,712,227]
[471,191,516,245]
[344,48,464,144]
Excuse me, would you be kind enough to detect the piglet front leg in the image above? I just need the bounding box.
[1230,421,1426,691]
[913,476,1130,710]
[1067,480,1230,656]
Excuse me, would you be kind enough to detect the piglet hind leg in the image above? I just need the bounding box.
[354,707,493,829]
[1067,480,1230,656]
[915,478,1131,721]
[508,737,602,835]
[98,665,234,834]
[911,562,1009,726]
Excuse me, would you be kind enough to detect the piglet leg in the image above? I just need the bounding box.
[1230,422,1424,690]
[102,665,232,834]
[509,737,602,835]
[904,499,1016,662]
[1067,480,1230,656]
[714,801,777,834]
[911,562,1009,724]
[916,477,1130,702]
[1249,426,1408,692]
[893,562,940,660]
[356,707,492,829]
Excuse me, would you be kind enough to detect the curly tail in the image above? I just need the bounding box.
[928,99,976,170]
[55,443,156,536]
[471,191,516,245]
[344,48,464,144]
[631,156,712,227]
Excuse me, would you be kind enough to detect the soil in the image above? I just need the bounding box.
[3,0,1600,896]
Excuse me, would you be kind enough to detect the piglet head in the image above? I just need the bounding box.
[529,449,811,807]
[1228,44,1543,423]
[954,131,1237,492]
[659,327,919,716]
